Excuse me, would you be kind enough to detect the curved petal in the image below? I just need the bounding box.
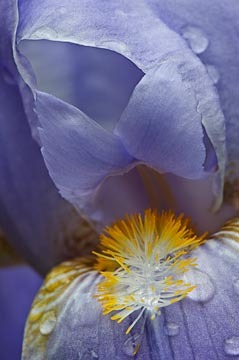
[147,0,239,208]
[17,0,184,72]
[20,40,143,131]
[23,223,239,359]
[36,91,134,215]
[16,1,224,183]
[0,266,42,360]
[0,72,98,274]
[116,58,223,179]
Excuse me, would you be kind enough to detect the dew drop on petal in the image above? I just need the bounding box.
[206,64,220,84]
[39,311,57,335]
[122,334,141,357]
[224,337,239,356]
[182,25,209,54]
[164,322,179,336]
[184,269,215,303]
[233,279,239,296]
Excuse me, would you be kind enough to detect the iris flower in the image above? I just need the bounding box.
[1,1,239,359]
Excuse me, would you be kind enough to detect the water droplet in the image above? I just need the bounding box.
[182,25,209,54]
[164,322,179,336]
[39,311,56,335]
[184,269,215,303]
[224,337,239,356]
[2,67,15,85]
[122,334,141,357]
[206,64,220,84]
[233,279,239,295]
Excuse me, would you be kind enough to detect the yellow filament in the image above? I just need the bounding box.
[94,209,205,333]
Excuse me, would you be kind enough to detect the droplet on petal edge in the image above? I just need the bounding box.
[224,337,239,356]
[122,334,142,357]
[93,209,206,335]
[181,25,209,54]
[205,64,220,85]
[22,257,96,359]
[39,311,56,335]
[164,322,180,337]
[184,268,215,303]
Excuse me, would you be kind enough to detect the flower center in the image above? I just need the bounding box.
[94,209,205,334]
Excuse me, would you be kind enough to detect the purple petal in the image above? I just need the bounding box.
[0,72,97,274]
[22,237,239,359]
[17,1,224,181]
[0,266,41,360]
[116,58,223,179]
[36,91,134,215]
[17,0,183,72]
[20,40,143,132]
[149,0,239,207]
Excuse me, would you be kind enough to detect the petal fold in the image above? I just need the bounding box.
[36,91,134,214]
[147,0,239,207]
[116,57,224,179]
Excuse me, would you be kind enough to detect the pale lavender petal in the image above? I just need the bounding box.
[22,237,239,359]
[17,0,224,181]
[149,0,239,207]
[17,0,183,72]
[116,60,211,179]
[36,91,134,215]
[20,40,143,132]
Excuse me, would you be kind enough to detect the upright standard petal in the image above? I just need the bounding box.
[115,58,223,179]
[23,219,239,359]
[19,40,143,132]
[36,91,134,217]
[147,0,239,208]
[16,0,224,183]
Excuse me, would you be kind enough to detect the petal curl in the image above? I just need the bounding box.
[148,0,239,207]
[36,91,134,214]
[116,58,223,179]
[17,0,224,182]
[20,40,143,132]
[17,0,183,72]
